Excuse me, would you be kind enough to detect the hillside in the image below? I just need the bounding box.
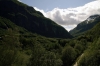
[0,16,76,66]
[1,0,100,66]
[69,14,100,37]
[74,20,100,66]
[0,16,65,66]
[0,0,73,66]
[0,0,72,38]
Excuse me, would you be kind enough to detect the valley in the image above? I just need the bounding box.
[0,0,100,66]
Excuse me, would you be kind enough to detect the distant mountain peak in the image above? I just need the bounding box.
[89,14,100,19]
[85,14,100,24]
[69,14,100,37]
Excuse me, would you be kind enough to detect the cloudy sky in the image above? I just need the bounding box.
[19,0,100,31]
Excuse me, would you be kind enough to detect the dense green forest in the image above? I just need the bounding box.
[0,0,100,66]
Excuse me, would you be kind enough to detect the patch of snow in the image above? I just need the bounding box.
[86,17,95,24]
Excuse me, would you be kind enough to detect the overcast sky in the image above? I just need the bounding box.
[19,0,100,31]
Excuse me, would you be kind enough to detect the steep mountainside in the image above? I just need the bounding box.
[0,0,72,38]
[69,14,100,37]
[0,16,64,66]
[1,15,100,66]
[74,19,100,66]
[1,0,100,66]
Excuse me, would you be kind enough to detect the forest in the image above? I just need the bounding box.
[0,0,100,66]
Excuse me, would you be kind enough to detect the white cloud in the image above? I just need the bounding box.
[61,25,77,32]
[17,0,21,2]
[34,0,100,31]
[34,7,47,17]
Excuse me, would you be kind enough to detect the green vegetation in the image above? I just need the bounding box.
[76,22,100,66]
[77,38,100,66]
[0,16,87,66]
[0,0,100,66]
[0,17,64,66]
[62,46,77,66]
[69,15,100,37]
[1,15,100,66]
[0,0,72,38]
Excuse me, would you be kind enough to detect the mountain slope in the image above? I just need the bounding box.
[0,0,72,38]
[85,21,100,40]
[1,5,100,65]
[75,19,100,66]
[69,14,100,37]
[0,16,64,66]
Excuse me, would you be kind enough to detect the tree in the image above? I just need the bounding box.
[62,46,77,66]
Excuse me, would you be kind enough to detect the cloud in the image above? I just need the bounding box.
[34,0,100,31]
[17,0,21,2]
[61,25,77,32]
[34,7,47,17]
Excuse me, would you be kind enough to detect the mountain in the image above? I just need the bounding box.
[1,0,100,66]
[85,20,100,40]
[0,16,64,66]
[69,14,100,37]
[73,18,100,66]
[0,0,72,38]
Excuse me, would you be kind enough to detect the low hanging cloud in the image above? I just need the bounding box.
[35,0,100,31]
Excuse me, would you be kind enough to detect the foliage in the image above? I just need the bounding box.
[69,15,100,37]
[62,46,77,66]
[0,16,63,66]
[0,0,72,38]
[78,38,100,66]
[1,0,100,66]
